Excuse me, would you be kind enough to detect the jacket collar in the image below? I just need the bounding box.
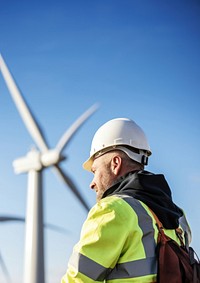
[102,170,183,229]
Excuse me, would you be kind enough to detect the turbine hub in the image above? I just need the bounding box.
[41,149,63,167]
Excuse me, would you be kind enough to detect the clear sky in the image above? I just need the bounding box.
[0,1,199,282]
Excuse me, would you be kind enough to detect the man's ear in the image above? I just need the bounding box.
[111,155,122,175]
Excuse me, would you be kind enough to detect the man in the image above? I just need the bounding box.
[61,118,191,283]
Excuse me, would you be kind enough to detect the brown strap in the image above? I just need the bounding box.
[149,208,164,230]
[149,208,185,246]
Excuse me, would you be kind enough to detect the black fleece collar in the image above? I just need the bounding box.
[102,170,183,229]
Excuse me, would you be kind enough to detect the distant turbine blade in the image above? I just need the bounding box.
[0,55,48,152]
[44,223,70,235]
[0,216,24,222]
[0,215,69,234]
[56,104,99,154]
[0,252,12,283]
[53,165,90,212]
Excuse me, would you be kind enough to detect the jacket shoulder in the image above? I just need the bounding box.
[88,194,139,223]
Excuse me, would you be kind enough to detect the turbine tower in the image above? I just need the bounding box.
[0,215,69,283]
[0,55,98,283]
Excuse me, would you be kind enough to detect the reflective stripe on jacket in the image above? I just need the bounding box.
[61,194,190,283]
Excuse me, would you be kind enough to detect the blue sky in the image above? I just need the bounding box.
[0,1,200,282]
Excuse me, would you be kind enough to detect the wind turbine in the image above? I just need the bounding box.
[0,55,98,283]
[0,215,70,283]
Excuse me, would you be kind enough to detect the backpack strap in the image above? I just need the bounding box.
[149,208,185,247]
[149,208,163,230]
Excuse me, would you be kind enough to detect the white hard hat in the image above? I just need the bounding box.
[83,118,151,171]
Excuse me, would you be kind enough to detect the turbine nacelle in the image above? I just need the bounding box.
[13,148,65,174]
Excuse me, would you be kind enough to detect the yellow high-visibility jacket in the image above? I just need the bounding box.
[61,194,191,283]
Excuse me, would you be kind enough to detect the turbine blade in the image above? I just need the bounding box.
[0,215,69,234]
[44,223,70,235]
[0,252,12,283]
[0,55,49,152]
[0,216,24,222]
[53,164,90,212]
[56,104,99,154]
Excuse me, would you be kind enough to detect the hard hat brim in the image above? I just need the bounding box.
[83,156,93,172]
[83,145,151,172]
